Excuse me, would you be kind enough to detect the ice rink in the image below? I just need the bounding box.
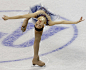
[0,0,86,70]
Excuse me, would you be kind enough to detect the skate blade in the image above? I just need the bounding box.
[32,64,46,67]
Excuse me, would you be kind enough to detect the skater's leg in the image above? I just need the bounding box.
[32,30,45,66]
[34,31,42,57]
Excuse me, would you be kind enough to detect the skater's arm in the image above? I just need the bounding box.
[49,17,85,26]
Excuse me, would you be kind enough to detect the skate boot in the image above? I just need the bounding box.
[32,56,45,67]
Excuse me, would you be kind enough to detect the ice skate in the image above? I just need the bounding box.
[32,56,45,67]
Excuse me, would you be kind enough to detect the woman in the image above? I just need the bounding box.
[2,5,84,67]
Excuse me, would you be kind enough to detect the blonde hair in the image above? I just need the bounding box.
[38,16,46,24]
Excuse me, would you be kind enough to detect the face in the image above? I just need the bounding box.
[35,20,44,29]
[35,17,45,29]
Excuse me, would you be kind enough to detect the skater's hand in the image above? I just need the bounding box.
[78,17,85,23]
[2,15,9,20]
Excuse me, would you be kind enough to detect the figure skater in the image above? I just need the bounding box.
[2,4,85,67]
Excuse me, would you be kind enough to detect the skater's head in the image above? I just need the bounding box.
[35,16,46,29]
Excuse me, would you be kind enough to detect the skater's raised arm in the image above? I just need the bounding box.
[49,17,85,26]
